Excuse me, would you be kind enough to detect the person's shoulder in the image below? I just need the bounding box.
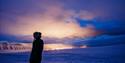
[40,39,44,43]
[40,39,43,42]
[33,40,36,43]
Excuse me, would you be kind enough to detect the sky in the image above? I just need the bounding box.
[0,0,125,47]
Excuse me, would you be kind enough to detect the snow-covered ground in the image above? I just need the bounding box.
[0,44,125,63]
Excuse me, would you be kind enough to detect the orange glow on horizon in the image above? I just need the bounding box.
[44,44,75,50]
[21,43,76,50]
[80,45,87,48]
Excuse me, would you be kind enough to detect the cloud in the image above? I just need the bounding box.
[77,10,95,20]
[91,20,125,35]
[0,5,97,38]
[70,34,125,47]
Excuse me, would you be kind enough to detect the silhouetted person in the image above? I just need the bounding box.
[30,32,44,63]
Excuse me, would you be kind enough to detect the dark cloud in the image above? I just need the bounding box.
[92,19,125,35]
[72,35,125,47]
[88,35,125,47]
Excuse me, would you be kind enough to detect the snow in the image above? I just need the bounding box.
[0,44,125,63]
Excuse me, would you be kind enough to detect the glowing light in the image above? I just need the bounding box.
[80,45,87,48]
[21,43,76,51]
[44,44,75,50]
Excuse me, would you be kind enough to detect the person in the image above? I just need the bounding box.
[30,32,44,63]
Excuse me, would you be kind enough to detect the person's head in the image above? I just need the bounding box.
[33,32,42,39]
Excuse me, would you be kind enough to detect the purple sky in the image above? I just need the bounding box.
[0,0,125,46]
